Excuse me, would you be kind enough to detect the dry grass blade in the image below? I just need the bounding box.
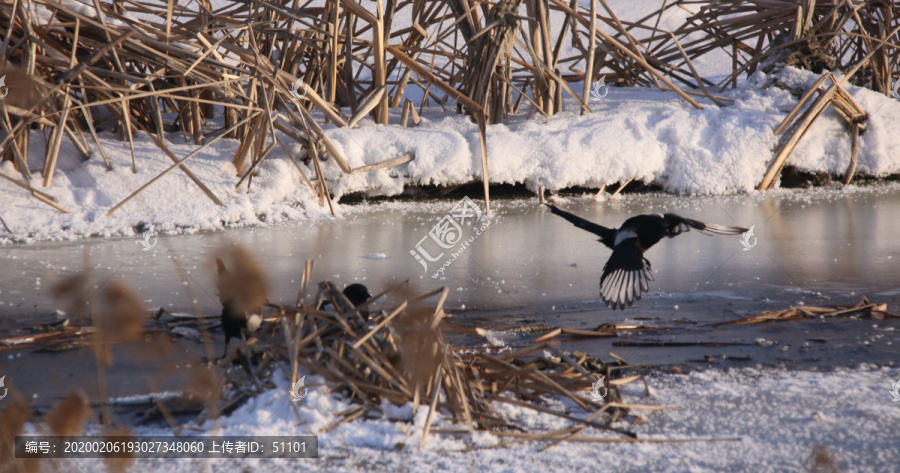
[350,154,414,174]
[712,298,895,327]
[418,363,443,450]
[105,114,256,216]
[348,86,386,129]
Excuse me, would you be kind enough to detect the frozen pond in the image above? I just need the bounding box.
[2,185,899,319]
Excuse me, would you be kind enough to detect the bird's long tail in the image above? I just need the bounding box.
[677,216,748,235]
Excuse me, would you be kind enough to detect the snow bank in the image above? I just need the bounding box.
[2,67,900,243]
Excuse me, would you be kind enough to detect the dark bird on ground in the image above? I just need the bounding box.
[318,282,373,318]
[342,283,373,319]
[546,203,748,309]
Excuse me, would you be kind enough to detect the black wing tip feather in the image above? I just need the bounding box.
[545,203,616,248]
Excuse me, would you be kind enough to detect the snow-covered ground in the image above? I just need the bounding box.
[3,66,900,244]
[22,365,900,472]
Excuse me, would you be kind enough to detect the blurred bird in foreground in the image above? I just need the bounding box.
[215,246,268,359]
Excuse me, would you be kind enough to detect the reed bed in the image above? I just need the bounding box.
[5,0,892,215]
[658,1,900,93]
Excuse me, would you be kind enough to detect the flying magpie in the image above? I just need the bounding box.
[546,203,748,309]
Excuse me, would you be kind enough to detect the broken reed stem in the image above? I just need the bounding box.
[269,270,644,451]
[418,363,443,451]
[581,0,597,116]
[42,94,72,188]
[0,170,72,214]
[842,122,859,185]
[477,112,491,215]
[758,81,839,190]
[106,113,258,216]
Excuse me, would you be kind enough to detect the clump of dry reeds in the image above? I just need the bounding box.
[639,1,899,188]
[759,70,869,189]
[713,296,896,326]
[267,262,642,449]
[658,1,900,94]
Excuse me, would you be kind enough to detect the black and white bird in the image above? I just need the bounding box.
[220,300,262,358]
[546,203,748,309]
[215,253,267,359]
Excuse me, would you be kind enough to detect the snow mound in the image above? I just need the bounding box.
[3,68,900,242]
[21,365,899,472]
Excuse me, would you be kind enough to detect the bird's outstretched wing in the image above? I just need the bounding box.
[664,214,748,237]
[546,204,616,249]
[600,238,653,310]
